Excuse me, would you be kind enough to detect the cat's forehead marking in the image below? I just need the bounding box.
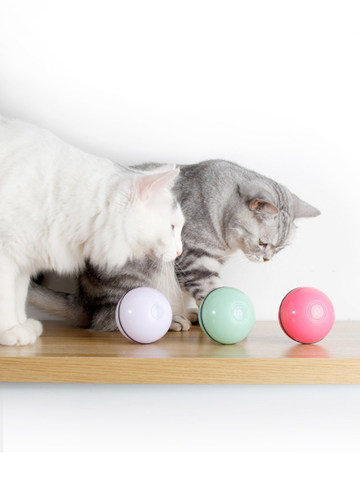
[276,213,291,247]
[270,182,293,247]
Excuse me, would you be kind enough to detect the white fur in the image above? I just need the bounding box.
[0,116,184,345]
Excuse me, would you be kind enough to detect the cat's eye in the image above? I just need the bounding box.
[258,240,268,247]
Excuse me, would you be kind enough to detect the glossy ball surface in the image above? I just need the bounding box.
[115,287,172,344]
[279,287,335,344]
[198,287,255,344]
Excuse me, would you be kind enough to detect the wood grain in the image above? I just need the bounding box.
[0,321,359,384]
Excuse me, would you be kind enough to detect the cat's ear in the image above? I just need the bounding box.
[292,194,321,218]
[135,166,180,202]
[249,199,279,217]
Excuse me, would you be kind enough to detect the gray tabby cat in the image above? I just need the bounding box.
[29,159,320,331]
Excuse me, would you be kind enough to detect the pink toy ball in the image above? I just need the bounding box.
[278,287,335,344]
[115,287,172,344]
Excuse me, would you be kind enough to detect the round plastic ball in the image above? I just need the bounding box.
[115,287,172,344]
[278,287,335,344]
[198,287,255,344]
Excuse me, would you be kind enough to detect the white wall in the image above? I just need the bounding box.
[0,0,359,320]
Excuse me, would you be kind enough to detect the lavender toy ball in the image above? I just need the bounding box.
[279,287,335,344]
[115,287,172,344]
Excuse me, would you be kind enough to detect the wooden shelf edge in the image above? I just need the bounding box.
[1,357,360,384]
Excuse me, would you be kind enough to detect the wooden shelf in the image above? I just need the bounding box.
[0,320,359,384]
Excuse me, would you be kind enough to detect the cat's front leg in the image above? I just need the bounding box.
[191,274,223,307]
[186,307,199,324]
[176,250,224,307]
[170,276,223,332]
[0,256,41,346]
[17,274,43,337]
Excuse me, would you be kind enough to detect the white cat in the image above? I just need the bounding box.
[0,116,184,346]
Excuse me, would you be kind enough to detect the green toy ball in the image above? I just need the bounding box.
[198,287,255,344]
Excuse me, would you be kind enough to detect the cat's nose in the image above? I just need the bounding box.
[176,250,182,257]
[263,258,270,262]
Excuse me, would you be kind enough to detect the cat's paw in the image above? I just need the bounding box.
[0,324,39,346]
[170,315,192,332]
[23,318,43,336]
[186,308,199,324]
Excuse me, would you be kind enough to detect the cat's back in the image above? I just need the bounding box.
[0,116,118,228]
[0,116,119,196]
[0,116,64,180]
[0,115,54,155]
